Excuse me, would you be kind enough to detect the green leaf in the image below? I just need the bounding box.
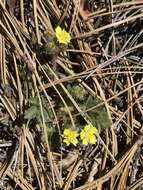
[24,96,54,123]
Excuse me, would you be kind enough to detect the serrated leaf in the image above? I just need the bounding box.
[24,106,40,120]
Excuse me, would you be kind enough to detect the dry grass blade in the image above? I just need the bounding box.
[74,12,143,39]
[73,140,140,190]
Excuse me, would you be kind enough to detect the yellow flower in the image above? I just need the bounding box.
[55,26,71,45]
[63,129,78,146]
[80,124,98,145]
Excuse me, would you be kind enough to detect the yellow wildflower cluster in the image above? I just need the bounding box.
[55,26,71,45]
[63,124,98,146]
[80,124,98,145]
[63,129,78,146]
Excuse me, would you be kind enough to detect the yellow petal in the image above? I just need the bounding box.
[82,138,88,145]
[80,131,84,139]
[72,139,78,146]
[63,129,70,135]
[63,139,70,146]
[89,135,97,144]
[55,26,62,34]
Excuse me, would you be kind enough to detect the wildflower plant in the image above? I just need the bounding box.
[63,124,98,146]
[24,96,59,149]
[63,129,79,146]
[55,26,71,45]
[41,26,71,55]
[80,124,98,145]
[58,84,110,147]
